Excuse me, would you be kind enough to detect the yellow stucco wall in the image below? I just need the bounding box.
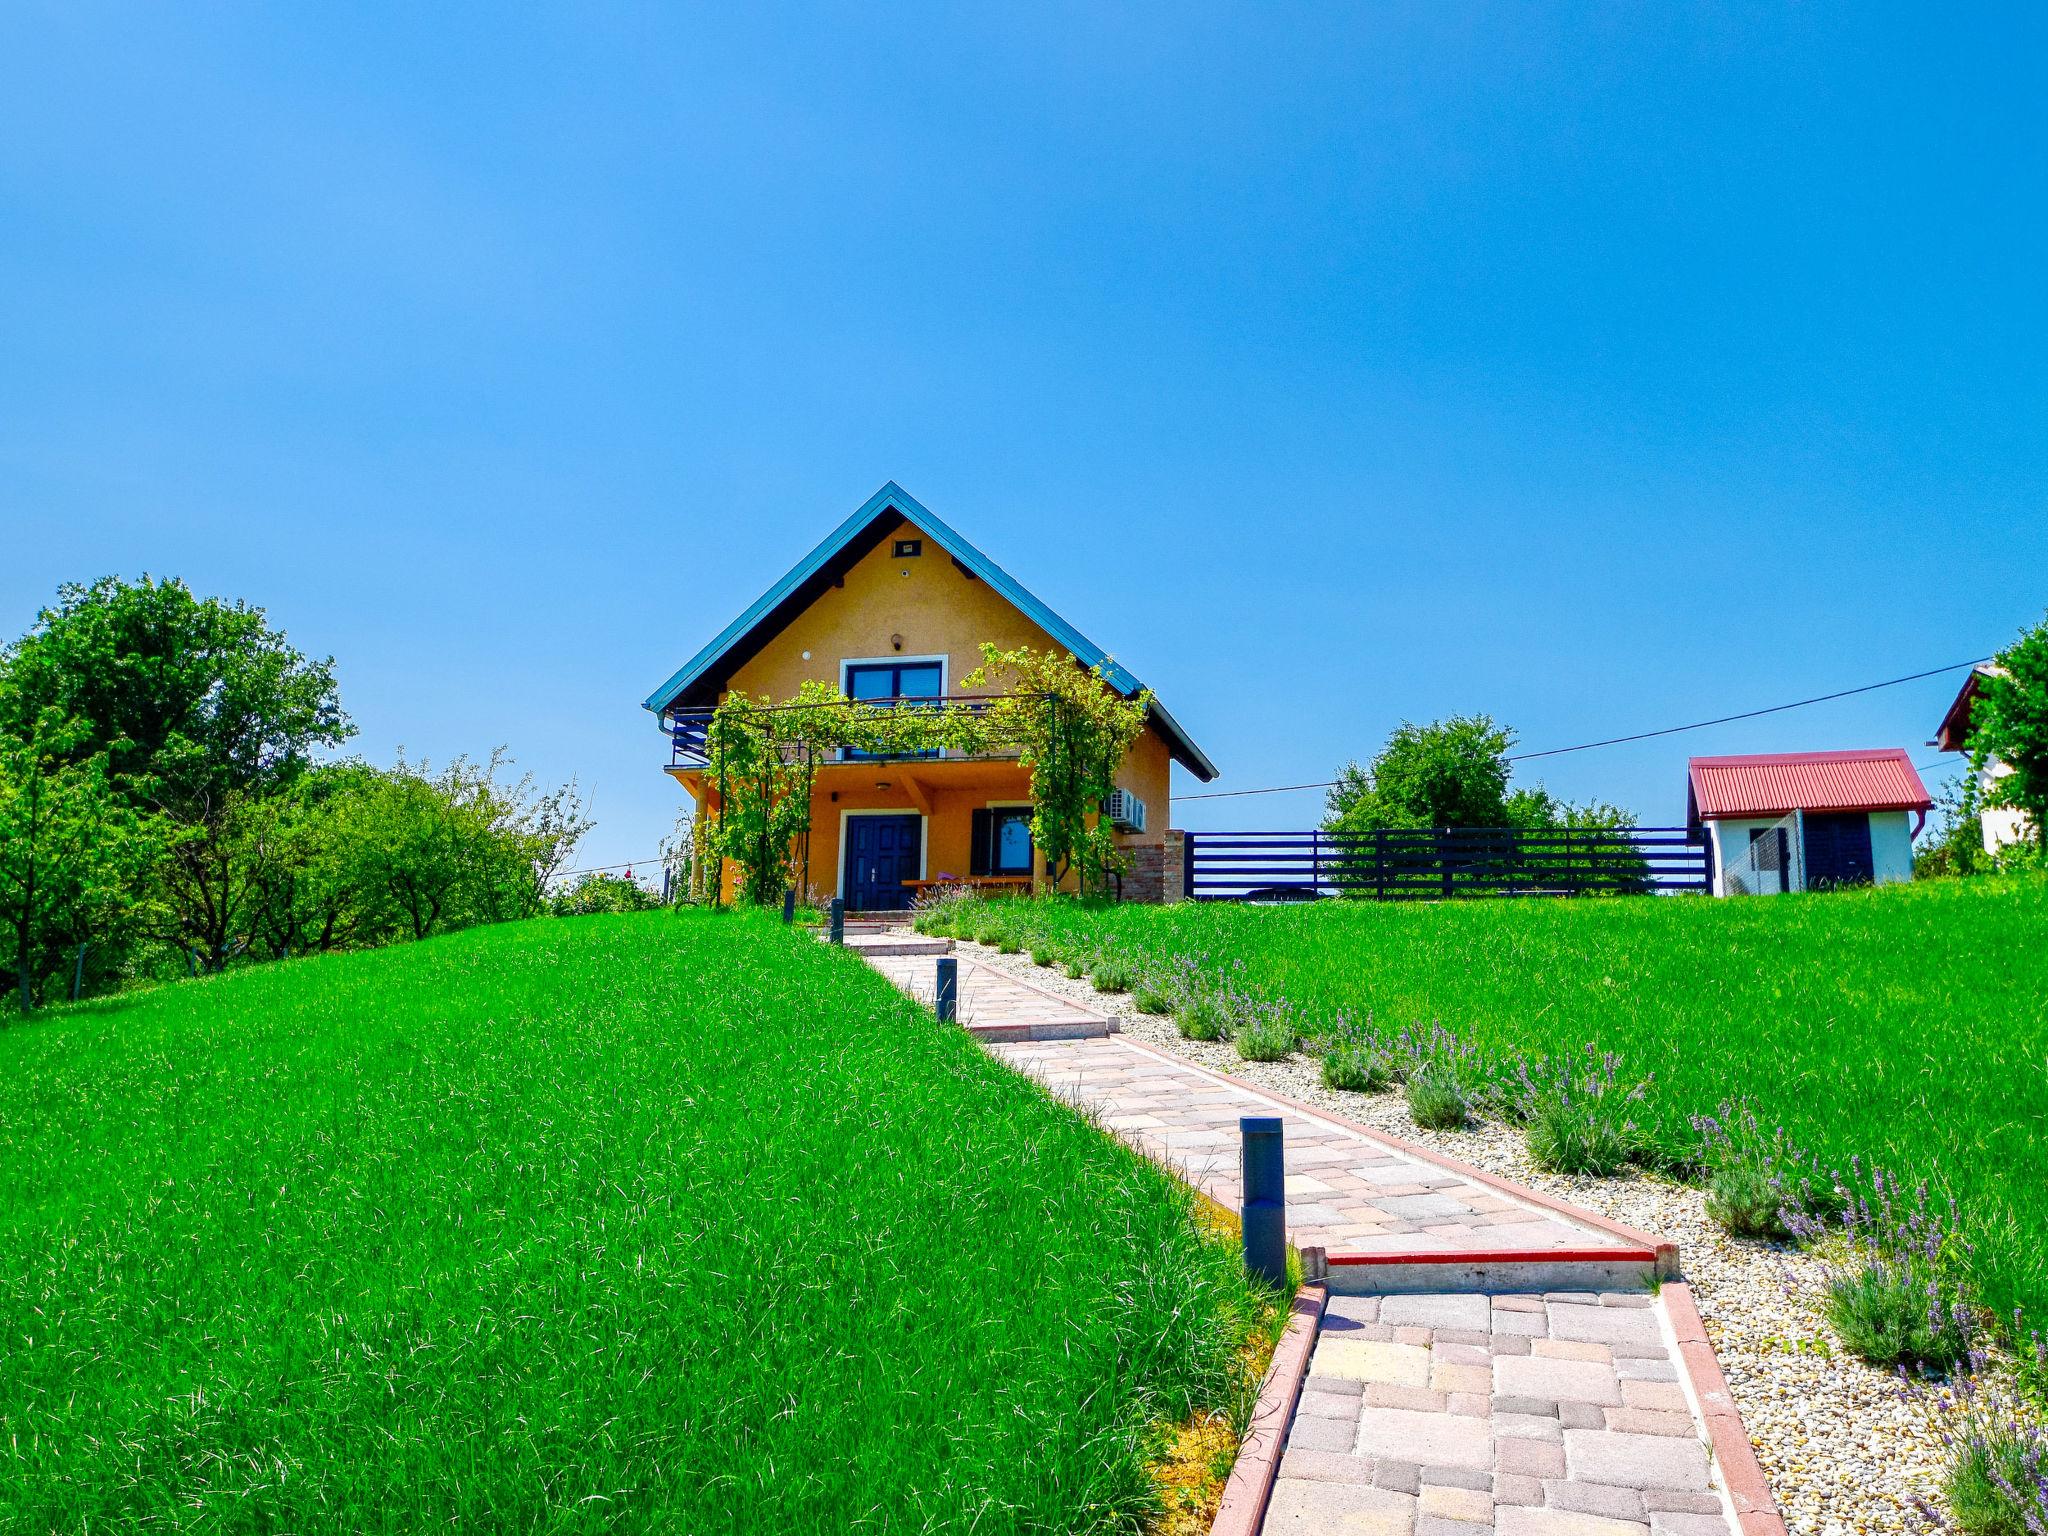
[674,511,1181,903]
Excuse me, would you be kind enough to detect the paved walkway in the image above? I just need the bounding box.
[847,940,1764,1536]
[862,952,1111,1041]
[990,1035,1646,1261]
[1272,1290,1736,1534]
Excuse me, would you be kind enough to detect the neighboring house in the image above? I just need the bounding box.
[643,482,1218,911]
[1931,665,2033,853]
[1686,750,1931,896]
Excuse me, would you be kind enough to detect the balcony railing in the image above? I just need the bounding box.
[665,695,1027,770]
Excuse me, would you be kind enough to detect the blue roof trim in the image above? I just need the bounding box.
[642,481,1219,781]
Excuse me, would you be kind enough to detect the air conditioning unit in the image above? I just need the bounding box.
[1102,788,1147,833]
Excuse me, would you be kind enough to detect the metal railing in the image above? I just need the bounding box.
[665,695,1025,770]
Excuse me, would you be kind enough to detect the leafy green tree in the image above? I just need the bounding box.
[0,709,151,1012]
[0,577,354,969]
[1325,715,1515,831]
[0,575,352,810]
[331,753,590,941]
[550,873,659,916]
[1969,614,2048,850]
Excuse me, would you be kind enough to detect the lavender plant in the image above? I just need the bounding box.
[1175,988,1232,1041]
[1916,1339,2048,1536]
[1690,1100,1843,1240]
[1796,1167,1972,1371]
[1321,1015,1397,1093]
[1233,996,1299,1062]
[1518,1044,1647,1176]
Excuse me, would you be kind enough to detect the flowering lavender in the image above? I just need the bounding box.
[1907,1351,2048,1535]
[1690,1099,1842,1240]
[1800,1166,1973,1372]
[1516,1044,1649,1176]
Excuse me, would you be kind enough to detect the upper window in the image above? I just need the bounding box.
[846,661,941,701]
[844,661,943,759]
[893,538,923,558]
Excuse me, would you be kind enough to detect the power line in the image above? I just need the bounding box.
[1179,656,1986,803]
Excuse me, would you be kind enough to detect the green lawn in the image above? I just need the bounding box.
[936,879,2048,1322]
[0,909,1269,1532]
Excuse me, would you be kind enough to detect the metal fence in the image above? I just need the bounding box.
[1184,826,1711,901]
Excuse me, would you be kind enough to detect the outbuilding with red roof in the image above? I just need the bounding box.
[1685,749,1931,895]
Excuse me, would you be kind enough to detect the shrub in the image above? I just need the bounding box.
[1945,1409,2048,1536]
[1091,958,1134,994]
[1064,959,1085,980]
[975,927,1007,948]
[997,938,1023,955]
[1176,990,1232,1041]
[1030,946,1057,968]
[1691,1101,1842,1240]
[1518,1046,1644,1177]
[1406,1064,1471,1130]
[1321,1035,1395,1093]
[1234,1001,1296,1062]
[1132,977,1177,1014]
[1824,1259,1970,1370]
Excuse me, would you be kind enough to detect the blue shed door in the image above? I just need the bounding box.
[1802,813,1875,890]
[845,814,922,911]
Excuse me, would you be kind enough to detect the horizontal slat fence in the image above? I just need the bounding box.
[1185,827,1711,901]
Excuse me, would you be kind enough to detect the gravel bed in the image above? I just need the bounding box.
[950,935,1952,1536]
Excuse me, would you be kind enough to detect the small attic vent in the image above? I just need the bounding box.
[893,538,923,557]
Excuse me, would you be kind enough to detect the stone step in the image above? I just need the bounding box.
[836,933,954,957]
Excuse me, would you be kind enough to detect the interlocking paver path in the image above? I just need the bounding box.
[844,940,1761,1536]
[1270,1290,1738,1534]
[990,1035,1636,1257]
[863,953,1110,1040]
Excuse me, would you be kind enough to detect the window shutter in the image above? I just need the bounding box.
[969,809,993,876]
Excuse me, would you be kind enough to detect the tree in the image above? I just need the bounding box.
[330,753,590,941]
[1969,614,2048,850]
[1325,715,1515,831]
[0,577,355,969]
[0,709,150,1012]
[0,575,353,812]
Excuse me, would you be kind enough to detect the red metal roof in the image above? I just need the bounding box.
[1687,749,1932,821]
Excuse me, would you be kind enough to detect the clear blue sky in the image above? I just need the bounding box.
[4,5,2043,872]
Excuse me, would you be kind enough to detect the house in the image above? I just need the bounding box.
[1931,665,2033,853]
[1686,750,1931,896]
[643,482,1218,910]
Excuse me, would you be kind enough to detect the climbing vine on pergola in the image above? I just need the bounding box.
[692,644,1150,906]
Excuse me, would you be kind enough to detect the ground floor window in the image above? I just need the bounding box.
[971,806,1034,876]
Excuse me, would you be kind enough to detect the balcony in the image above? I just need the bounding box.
[665,695,1025,771]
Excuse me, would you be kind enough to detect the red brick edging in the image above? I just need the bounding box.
[1111,1034,1679,1273]
[1209,1284,1327,1536]
[1664,1281,1787,1536]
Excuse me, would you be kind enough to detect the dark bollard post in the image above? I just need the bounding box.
[1240,1116,1288,1289]
[828,897,844,945]
[782,888,796,924]
[71,944,87,1002]
[935,956,958,1022]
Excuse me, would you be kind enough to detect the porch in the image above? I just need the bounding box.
[670,754,1043,911]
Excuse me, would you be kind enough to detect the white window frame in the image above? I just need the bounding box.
[838,654,950,762]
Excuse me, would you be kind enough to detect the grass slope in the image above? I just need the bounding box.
[946,879,2048,1320]
[0,910,1266,1532]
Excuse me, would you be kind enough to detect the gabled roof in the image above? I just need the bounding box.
[1932,664,2003,754]
[642,481,1219,780]
[1686,749,1931,823]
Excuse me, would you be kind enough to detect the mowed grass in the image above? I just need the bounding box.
[954,879,2048,1321]
[0,909,1269,1532]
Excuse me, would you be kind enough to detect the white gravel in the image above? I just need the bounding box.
[950,934,1954,1536]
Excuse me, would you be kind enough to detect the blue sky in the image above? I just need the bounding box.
[4,4,2043,872]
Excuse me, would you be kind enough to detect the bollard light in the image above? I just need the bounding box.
[782,888,796,924]
[935,956,958,1022]
[828,897,844,945]
[1240,1116,1288,1289]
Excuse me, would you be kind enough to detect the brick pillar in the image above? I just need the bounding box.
[1161,829,1186,904]
[1121,844,1165,903]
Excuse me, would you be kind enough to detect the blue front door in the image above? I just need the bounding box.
[845,814,922,911]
